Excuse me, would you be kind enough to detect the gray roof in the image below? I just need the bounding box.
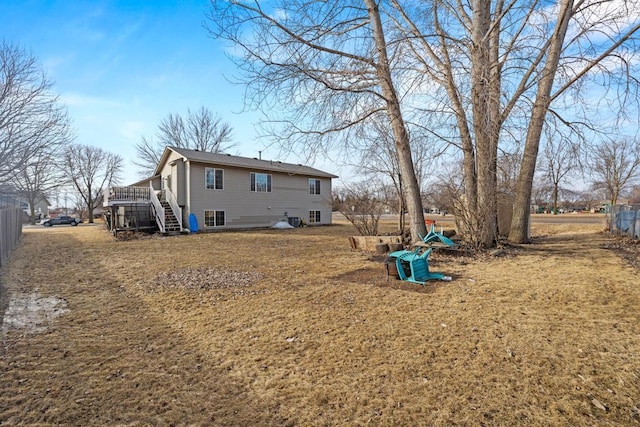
[165,146,338,178]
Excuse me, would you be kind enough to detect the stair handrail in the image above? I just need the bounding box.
[164,186,183,231]
[149,183,165,232]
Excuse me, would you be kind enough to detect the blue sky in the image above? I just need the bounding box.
[1,0,339,184]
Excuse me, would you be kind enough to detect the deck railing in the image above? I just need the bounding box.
[104,186,151,206]
[149,184,165,233]
[104,184,182,233]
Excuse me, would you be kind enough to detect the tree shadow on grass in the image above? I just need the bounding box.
[505,231,608,259]
[0,228,290,426]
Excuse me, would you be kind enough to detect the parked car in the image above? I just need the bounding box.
[41,216,82,227]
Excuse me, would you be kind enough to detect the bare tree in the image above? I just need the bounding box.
[11,147,63,223]
[508,1,640,242]
[209,1,640,248]
[333,183,385,236]
[430,160,489,249]
[134,106,234,177]
[423,178,455,215]
[353,113,443,232]
[208,0,428,243]
[386,0,507,247]
[531,175,551,210]
[629,185,640,204]
[388,0,640,246]
[537,127,580,214]
[63,145,123,224]
[590,138,640,207]
[574,189,598,212]
[497,150,523,196]
[0,41,71,185]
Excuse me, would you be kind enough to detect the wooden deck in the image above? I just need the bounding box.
[104,186,151,206]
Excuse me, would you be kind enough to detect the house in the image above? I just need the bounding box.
[104,147,338,234]
[0,191,49,221]
[30,195,50,220]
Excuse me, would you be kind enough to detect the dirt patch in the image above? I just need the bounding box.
[601,236,640,271]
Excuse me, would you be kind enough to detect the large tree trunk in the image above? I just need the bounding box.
[28,205,37,225]
[611,190,619,208]
[25,192,37,225]
[510,0,573,243]
[87,199,95,223]
[365,0,426,242]
[469,0,500,248]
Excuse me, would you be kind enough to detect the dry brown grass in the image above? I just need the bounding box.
[1,220,639,425]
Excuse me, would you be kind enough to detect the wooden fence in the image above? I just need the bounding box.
[0,208,23,268]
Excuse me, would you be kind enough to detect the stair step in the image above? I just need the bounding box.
[156,200,181,232]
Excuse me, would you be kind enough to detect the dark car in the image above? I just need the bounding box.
[41,216,82,227]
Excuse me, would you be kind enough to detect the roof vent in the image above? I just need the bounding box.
[226,153,231,156]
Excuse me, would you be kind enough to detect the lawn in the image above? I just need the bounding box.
[1,220,639,425]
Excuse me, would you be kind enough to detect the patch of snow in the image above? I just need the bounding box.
[272,221,294,229]
[2,293,69,337]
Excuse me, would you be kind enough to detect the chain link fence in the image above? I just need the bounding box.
[608,204,640,239]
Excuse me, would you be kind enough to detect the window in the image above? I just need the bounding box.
[309,210,321,224]
[205,168,224,190]
[250,172,272,192]
[204,210,225,227]
[309,178,321,195]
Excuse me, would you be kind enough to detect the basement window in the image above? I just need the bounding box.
[309,210,321,224]
[204,210,225,227]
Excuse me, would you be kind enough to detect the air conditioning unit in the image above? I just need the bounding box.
[287,216,300,227]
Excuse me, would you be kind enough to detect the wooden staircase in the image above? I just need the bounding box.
[160,200,181,233]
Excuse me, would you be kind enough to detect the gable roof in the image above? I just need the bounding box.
[156,146,338,179]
